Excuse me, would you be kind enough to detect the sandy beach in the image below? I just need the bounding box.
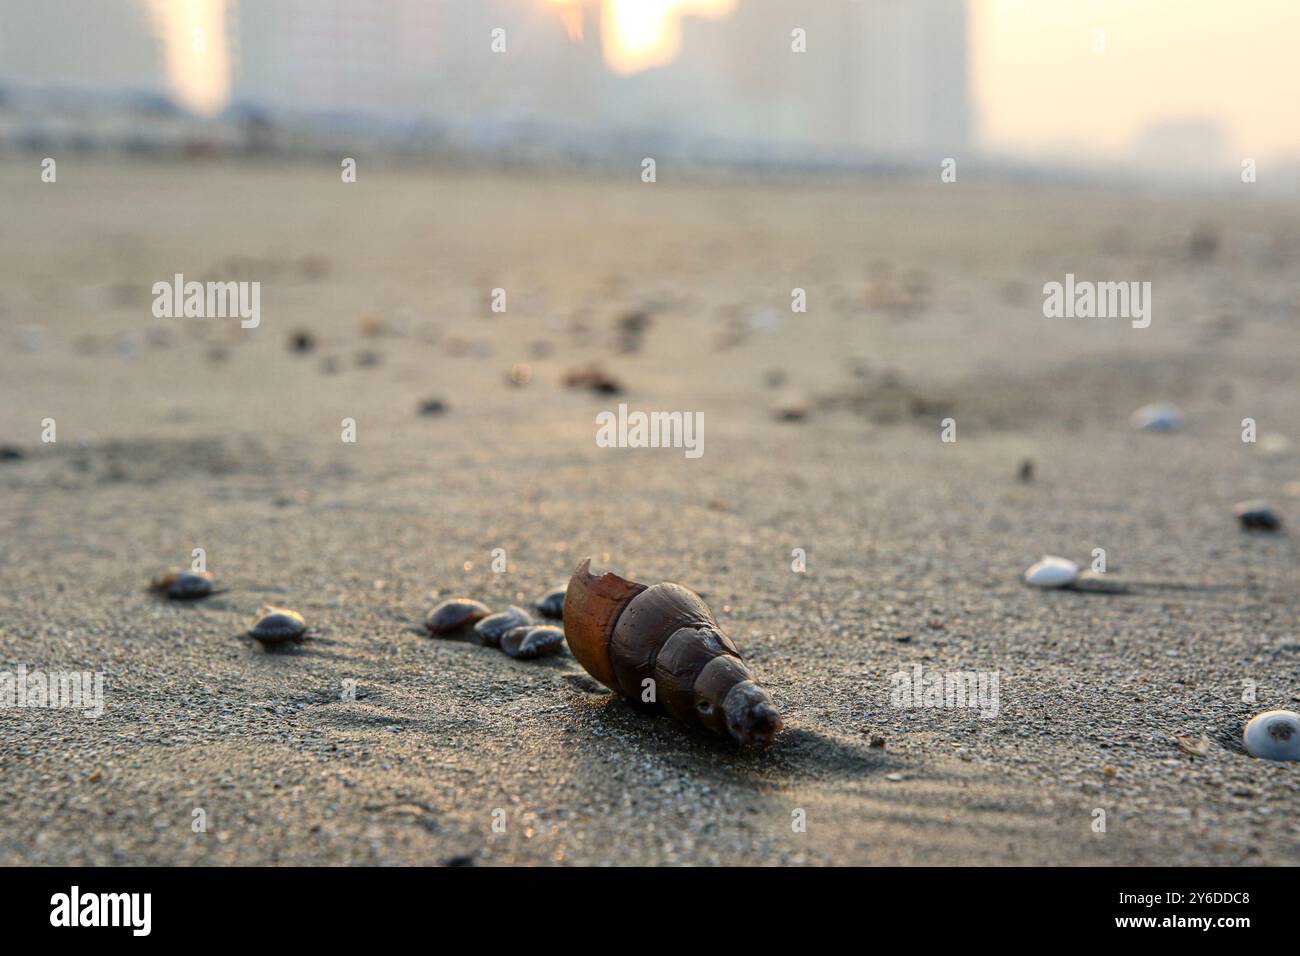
[0,160,1297,865]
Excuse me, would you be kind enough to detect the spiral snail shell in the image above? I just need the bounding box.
[563,558,783,747]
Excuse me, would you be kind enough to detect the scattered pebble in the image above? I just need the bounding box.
[615,310,651,353]
[1243,710,1300,760]
[288,329,316,354]
[563,364,622,395]
[508,363,533,387]
[1018,458,1034,482]
[112,333,143,358]
[772,396,810,422]
[535,588,565,619]
[1023,556,1079,589]
[248,607,307,646]
[0,446,24,462]
[149,569,216,600]
[299,254,331,279]
[1257,434,1291,458]
[17,325,44,353]
[417,397,448,416]
[1233,500,1282,532]
[473,606,532,647]
[1188,222,1220,261]
[358,314,388,337]
[1176,734,1211,757]
[424,598,491,635]
[1131,402,1184,431]
[500,624,565,660]
[354,349,382,367]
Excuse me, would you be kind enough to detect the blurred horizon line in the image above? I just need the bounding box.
[1,0,1298,186]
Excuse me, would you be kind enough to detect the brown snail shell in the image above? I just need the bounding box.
[563,558,782,747]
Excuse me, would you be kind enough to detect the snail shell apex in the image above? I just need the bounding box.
[562,557,782,747]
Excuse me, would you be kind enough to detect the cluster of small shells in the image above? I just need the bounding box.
[150,567,310,647]
[148,565,567,659]
[424,589,566,661]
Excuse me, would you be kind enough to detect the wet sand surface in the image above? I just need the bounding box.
[0,162,1297,865]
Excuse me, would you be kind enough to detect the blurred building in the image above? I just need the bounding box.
[631,0,971,156]
[0,0,973,160]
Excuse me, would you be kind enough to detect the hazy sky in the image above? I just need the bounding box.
[971,0,1300,162]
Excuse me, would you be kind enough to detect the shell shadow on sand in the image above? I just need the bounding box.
[1051,579,1255,599]
[563,685,899,783]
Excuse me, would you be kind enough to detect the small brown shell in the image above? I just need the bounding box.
[150,569,215,599]
[534,588,566,619]
[1234,500,1282,531]
[249,607,306,645]
[425,598,491,635]
[500,624,565,660]
[473,606,532,647]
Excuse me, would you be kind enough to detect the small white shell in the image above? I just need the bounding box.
[1131,402,1184,431]
[1243,709,1300,760]
[1023,556,1079,589]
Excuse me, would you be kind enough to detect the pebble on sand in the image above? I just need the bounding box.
[563,364,623,396]
[288,329,316,354]
[772,395,810,421]
[417,397,448,416]
[248,607,307,646]
[1131,403,1184,431]
[1023,556,1079,589]
[1233,500,1282,532]
[1243,710,1300,760]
